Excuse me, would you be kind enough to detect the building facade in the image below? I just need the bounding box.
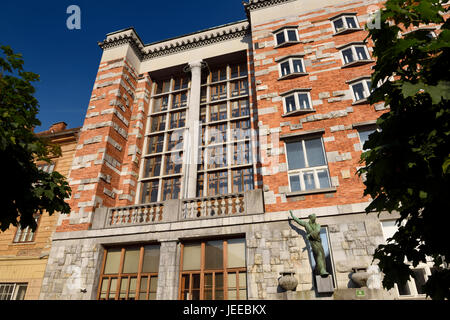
[38,0,435,300]
[0,122,79,300]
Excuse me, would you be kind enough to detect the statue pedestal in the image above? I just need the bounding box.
[315,275,334,293]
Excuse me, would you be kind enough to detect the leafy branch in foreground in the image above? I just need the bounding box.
[0,45,71,232]
[360,0,450,299]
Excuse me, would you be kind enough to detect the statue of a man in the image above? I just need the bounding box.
[289,210,329,277]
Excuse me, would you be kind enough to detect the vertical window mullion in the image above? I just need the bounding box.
[302,140,309,167]
[200,242,205,300]
[223,240,228,300]
[313,169,320,189]
[136,246,144,299]
[288,59,294,75]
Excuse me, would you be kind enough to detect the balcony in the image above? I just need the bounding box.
[91,189,264,229]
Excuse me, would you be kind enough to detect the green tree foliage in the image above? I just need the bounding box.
[0,45,71,232]
[360,0,450,299]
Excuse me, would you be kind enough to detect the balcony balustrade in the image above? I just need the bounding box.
[93,189,264,229]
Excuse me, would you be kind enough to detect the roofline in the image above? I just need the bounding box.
[104,19,249,49]
[37,127,81,139]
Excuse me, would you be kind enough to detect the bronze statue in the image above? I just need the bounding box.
[290,210,329,277]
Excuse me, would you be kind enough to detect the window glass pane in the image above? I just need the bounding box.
[14,285,27,300]
[286,141,305,169]
[305,138,326,167]
[366,80,372,92]
[285,95,296,113]
[104,249,121,274]
[143,156,161,178]
[228,289,237,300]
[358,129,374,151]
[239,289,247,300]
[303,171,316,190]
[333,18,344,32]
[342,48,354,64]
[355,46,368,60]
[215,273,224,300]
[352,82,365,101]
[317,169,331,188]
[280,61,290,76]
[123,247,140,274]
[381,220,398,242]
[239,273,247,288]
[413,269,427,294]
[100,278,109,299]
[289,175,301,192]
[205,240,223,270]
[128,278,137,300]
[297,93,310,110]
[183,244,201,271]
[228,272,237,287]
[143,245,160,273]
[292,59,304,73]
[150,277,158,292]
[287,29,298,41]
[119,278,128,299]
[109,279,117,299]
[276,32,285,45]
[398,282,411,295]
[147,134,164,154]
[346,16,358,29]
[139,276,148,300]
[227,238,246,268]
[141,180,159,204]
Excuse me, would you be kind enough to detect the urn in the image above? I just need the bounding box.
[278,272,298,291]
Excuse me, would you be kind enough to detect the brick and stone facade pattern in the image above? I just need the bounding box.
[250,0,387,213]
[58,58,151,231]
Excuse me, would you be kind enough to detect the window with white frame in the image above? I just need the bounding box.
[340,44,370,66]
[13,215,40,243]
[357,127,376,151]
[349,78,372,102]
[38,162,55,173]
[285,137,331,192]
[273,27,299,47]
[331,14,360,34]
[0,283,27,300]
[278,56,306,78]
[282,90,313,114]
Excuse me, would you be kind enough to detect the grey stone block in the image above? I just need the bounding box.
[316,275,334,293]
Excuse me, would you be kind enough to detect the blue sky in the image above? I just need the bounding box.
[0,1,246,131]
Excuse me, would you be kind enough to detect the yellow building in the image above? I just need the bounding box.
[0,122,79,300]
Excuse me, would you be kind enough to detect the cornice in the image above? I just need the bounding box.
[244,0,296,12]
[99,22,250,61]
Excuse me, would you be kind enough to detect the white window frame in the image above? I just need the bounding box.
[0,283,28,300]
[282,90,313,115]
[332,14,360,34]
[278,57,306,78]
[349,78,372,102]
[273,27,299,47]
[357,127,378,152]
[340,45,370,66]
[284,137,331,192]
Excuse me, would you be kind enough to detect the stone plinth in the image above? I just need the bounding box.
[315,275,334,293]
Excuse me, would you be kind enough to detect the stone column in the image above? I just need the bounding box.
[156,240,180,300]
[184,60,203,198]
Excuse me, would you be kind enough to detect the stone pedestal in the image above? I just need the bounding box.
[315,275,334,293]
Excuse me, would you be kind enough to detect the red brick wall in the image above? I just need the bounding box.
[250,1,387,213]
[57,58,151,231]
